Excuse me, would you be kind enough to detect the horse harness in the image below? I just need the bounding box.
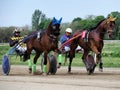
[83,30,90,42]
[37,31,58,42]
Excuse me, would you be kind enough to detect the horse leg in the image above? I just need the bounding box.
[23,48,33,73]
[68,43,77,73]
[53,49,62,68]
[93,51,102,71]
[99,58,103,72]
[94,52,103,72]
[32,51,40,74]
[68,54,73,73]
[96,50,103,72]
[23,48,32,62]
[91,46,103,72]
[64,52,68,65]
[42,51,48,75]
[82,50,90,72]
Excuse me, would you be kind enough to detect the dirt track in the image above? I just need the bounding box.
[0,65,120,90]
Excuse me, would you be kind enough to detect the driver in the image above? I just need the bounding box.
[9,28,25,55]
[9,28,23,47]
[60,28,72,52]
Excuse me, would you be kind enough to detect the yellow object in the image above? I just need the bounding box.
[11,36,24,41]
[107,16,117,23]
[19,42,26,48]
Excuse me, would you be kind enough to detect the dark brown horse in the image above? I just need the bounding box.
[68,16,116,74]
[23,17,62,75]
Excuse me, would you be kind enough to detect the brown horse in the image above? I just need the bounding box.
[23,17,62,75]
[68,16,116,74]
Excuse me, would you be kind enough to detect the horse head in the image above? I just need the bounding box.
[47,17,62,37]
[103,16,116,38]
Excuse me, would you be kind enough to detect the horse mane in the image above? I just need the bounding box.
[46,21,52,35]
[90,19,105,31]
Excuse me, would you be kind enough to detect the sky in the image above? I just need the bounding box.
[0,0,120,27]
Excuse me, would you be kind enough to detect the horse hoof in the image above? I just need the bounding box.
[87,68,93,75]
[29,68,32,73]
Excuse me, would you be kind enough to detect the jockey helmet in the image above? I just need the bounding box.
[65,28,72,33]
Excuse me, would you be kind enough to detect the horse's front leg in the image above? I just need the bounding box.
[23,48,32,62]
[68,44,77,73]
[82,50,89,71]
[68,52,74,73]
[92,47,103,71]
[99,57,103,72]
[23,48,33,73]
[42,51,48,75]
[94,52,103,72]
[31,51,40,74]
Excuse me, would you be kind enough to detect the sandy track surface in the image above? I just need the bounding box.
[0,65,120,90]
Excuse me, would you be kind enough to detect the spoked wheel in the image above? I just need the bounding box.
[2,55,11,75]
[49,55,57,75]
[86,54,96,75]
[41,55,57,75]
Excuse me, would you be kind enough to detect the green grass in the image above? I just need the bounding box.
[63,54,120,68]
[0,41,120,68]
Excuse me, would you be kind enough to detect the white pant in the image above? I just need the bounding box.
[16,44,27,53]
[76,46,82,51]
[64,46,70,52]
[64,46,83,52]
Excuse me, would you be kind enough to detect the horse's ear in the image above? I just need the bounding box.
[52,17,57,25]
[52,17,62,25]
[53,17,56,22]
[107,16,117,23]
[58,17,62,24]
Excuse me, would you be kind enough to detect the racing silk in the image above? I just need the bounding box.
[60,34,72,47]
[9,36,24,47]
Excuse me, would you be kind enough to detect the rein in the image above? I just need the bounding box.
[59,33,82,50]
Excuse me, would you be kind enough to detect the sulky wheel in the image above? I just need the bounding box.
[2,55,11,75]
[86,54,96,75]
[41,56,50,74]
[49,55,57,75]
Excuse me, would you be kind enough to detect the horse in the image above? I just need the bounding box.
[68,16,116,74]
[23,17,62,75]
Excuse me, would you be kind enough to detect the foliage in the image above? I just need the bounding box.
[38,18,51,30]
[0,27,31,43]
[32,9,52,31]
[0,10,120,43]
[70,15,105,33]
[0,27,15,43]
[32,9,45,30]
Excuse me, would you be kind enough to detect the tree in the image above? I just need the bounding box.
[94,15,105,25]
[32,9,45,31]
[72,17,82,22]
[38,18,51,30]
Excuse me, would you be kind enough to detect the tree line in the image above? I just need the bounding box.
[0,10,120,43]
